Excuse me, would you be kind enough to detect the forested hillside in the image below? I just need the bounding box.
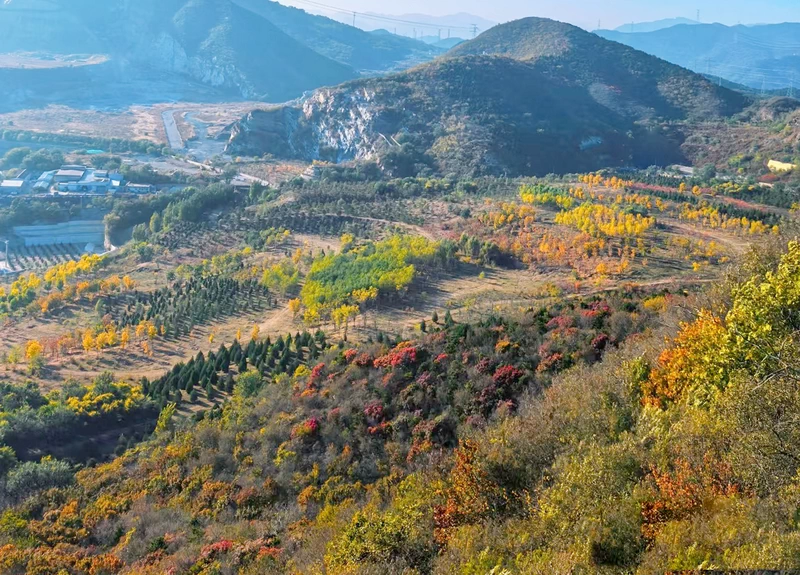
[229,0,440,72]
[449,18,748,121]
[0,138,798,573]
[226,18,749,176]
[4,227,800,572]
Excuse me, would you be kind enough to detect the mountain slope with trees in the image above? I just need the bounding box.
[230,0,440,72]
[0,0,438,106]
[227,17,749,176]
[4,228,800,573]
[448,18,748,121]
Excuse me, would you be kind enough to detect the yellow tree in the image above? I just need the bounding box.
[289,298,302,318]
[352,286,379,328]
[25,340,43,362]
[251,324,260,341]
[340,232,355,252]
[303,307,320,326]
[332,304,360,340]
[82,330,95,353]
[120,328,131,350]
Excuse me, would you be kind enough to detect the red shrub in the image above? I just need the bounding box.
[492,365,524,387]
[537,352,564,373]
[374,343,419,369]
[354,353,373,367]
[309,363,326,382]
[291,417,320,440]
[546,315,573,330]
[591,333,609,352]
[364,401,385,421]
[201,539,233,559]
[476,357,494,375]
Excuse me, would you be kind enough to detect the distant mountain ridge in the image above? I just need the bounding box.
[229,0,440,72]
[329,11,496,39]
[596,23,800,90]
[0,0,440,108]
[227,17,749,177]
[611,17,699,34]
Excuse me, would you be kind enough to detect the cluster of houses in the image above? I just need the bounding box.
[0,165,156,196]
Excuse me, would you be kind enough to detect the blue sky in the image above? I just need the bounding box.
[277,0,800,30]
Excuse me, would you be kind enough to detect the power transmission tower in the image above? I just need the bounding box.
[696,9,700,22]
[438,28,441,41]
[790,73,795,98]
[762,75,767,96]
[471,24,478,38]
[352,11,356,27]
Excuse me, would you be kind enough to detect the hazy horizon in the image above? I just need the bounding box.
[276,0,800,31]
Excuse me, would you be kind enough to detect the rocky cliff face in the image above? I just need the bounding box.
[225,54,700,177]
[300,88,387,161]
[227,87,391,161]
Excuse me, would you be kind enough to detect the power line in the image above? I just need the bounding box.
[283,0,477,32]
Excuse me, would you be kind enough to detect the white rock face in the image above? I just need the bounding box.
[301,87,384,161]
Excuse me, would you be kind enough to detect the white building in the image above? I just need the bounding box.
[13,220,106,248]
[0,179,25,194]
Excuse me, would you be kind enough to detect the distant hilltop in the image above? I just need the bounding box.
[609,17,700,34]
[596,22,800,90]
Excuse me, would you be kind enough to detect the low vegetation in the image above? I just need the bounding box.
[0,160,798,574]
